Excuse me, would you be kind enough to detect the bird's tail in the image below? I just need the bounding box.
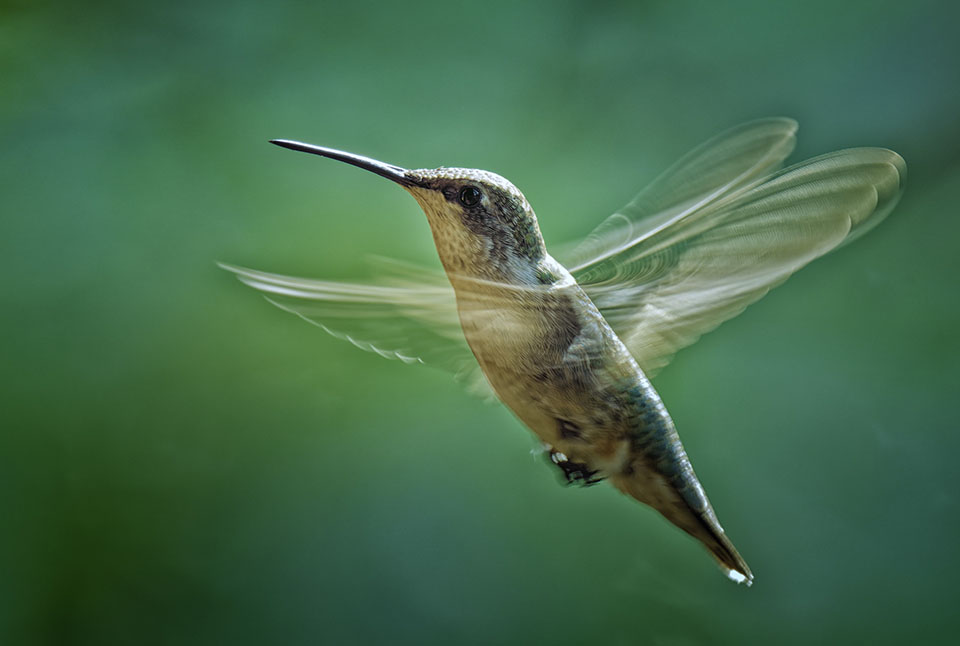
[612,471,754,586]
[687,515,753,586]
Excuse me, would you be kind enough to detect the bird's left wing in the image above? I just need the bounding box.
[219,259,490,394]
[565,145,906,377]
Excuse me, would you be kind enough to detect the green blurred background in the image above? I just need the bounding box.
[2,0,958,643]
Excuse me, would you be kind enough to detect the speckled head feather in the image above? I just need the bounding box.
[402,167,546,284]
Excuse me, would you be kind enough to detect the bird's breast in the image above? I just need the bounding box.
[453,282,657,476]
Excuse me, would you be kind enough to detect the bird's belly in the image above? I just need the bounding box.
[466,329,643,477]
[456,284,677,478]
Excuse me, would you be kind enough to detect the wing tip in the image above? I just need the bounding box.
[735,116,799,140]
[883,149,907,187]
[216,260,252,278]
[762,115,798,132]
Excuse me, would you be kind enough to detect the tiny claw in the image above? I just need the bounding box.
[547,449,606,487]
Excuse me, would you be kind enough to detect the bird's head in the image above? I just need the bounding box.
[270,140,547,286]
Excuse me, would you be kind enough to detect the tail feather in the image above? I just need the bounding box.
[688,517,753,586]
[612,470,754,586]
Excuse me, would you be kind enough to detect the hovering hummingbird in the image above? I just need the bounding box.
[221,118,905,585]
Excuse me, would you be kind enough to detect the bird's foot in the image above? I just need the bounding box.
[548,449,605,487]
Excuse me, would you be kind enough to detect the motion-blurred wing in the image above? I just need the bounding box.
[220,258,489,393]
[567,123,905,376]
[564,117,799,273]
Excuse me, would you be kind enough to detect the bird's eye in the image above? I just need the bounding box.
[458,185,482,207]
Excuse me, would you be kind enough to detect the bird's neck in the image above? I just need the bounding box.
[443,252,573,299]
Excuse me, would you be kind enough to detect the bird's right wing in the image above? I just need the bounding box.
[219,258,491,395]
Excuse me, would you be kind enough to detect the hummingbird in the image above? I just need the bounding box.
[221,118,905,585]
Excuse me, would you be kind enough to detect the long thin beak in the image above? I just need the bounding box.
[269,139,420,187]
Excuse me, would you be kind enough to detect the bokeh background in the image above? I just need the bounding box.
[3,0,958,643]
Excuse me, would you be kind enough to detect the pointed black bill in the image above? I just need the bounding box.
[269,139,420,187]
